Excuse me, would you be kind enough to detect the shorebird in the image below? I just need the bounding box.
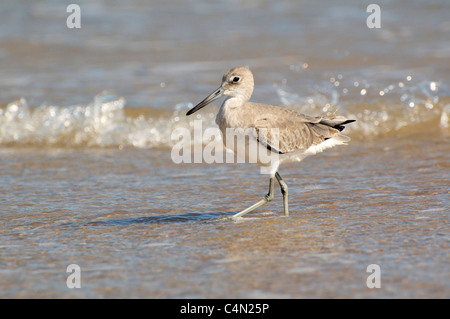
[186,66,355,218]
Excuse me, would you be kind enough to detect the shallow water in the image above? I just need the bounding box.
[1,0,449,298]
[1,132,448,298]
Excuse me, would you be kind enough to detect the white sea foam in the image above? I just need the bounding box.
[0,81,448,149]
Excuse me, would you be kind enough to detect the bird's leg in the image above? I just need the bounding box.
[232,176,274,219]
[275,172,289,216]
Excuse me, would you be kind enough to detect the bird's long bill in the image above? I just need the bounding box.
[186,87,224,116]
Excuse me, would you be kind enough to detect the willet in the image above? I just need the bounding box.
[186,66,355,218]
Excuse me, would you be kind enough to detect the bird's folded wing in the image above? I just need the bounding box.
[254,110,343,154]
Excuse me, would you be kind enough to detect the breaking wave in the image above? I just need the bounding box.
[0,84,448,149]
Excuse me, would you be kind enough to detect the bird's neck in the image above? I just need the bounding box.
[222,96,246,110]
[216,96,249,130]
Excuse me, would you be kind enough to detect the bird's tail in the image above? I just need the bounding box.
[306,114,355,143]
[319,116,356,132]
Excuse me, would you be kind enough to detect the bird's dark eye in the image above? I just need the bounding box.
[232,76,240,83]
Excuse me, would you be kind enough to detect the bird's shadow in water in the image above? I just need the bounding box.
[87,211,238,226]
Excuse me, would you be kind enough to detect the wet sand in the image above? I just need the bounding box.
[1,129,448,298]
